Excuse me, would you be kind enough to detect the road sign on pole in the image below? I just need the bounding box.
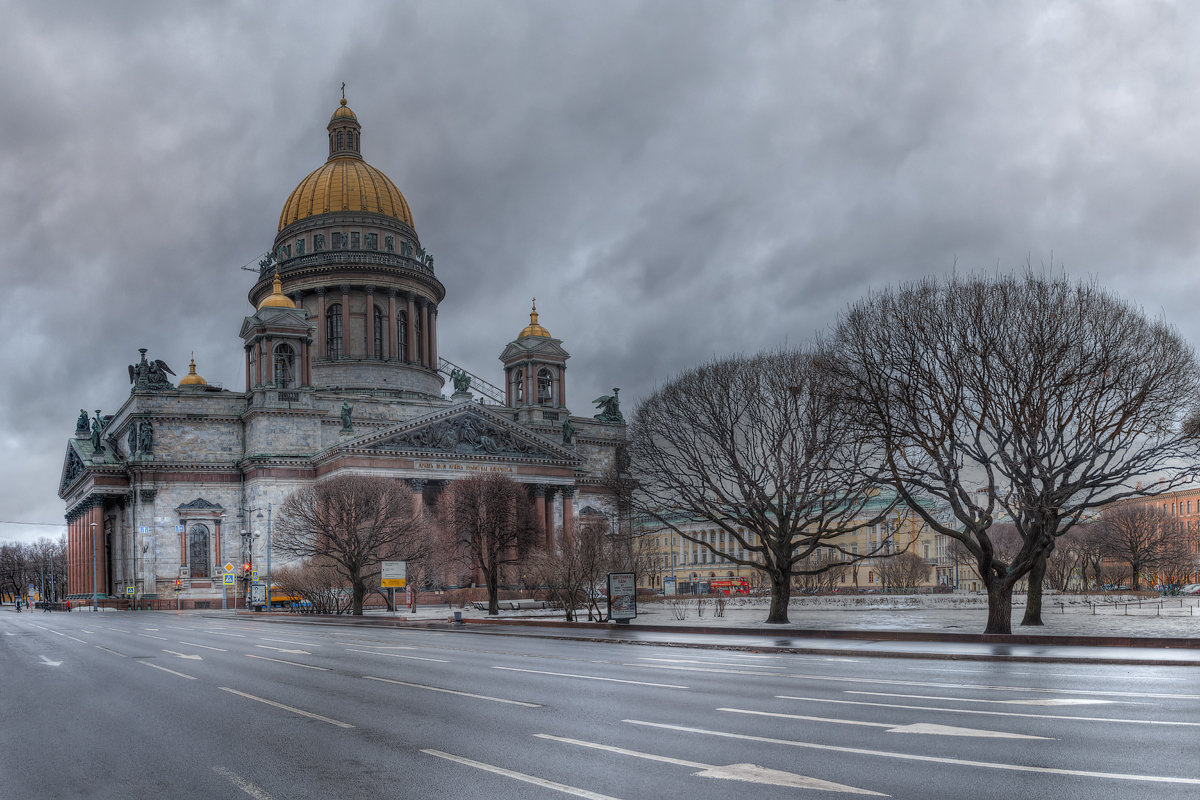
[381,561,407,588]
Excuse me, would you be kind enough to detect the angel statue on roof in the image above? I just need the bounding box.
[592,387,624,423]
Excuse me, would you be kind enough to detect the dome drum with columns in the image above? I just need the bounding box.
[57,96,628,606]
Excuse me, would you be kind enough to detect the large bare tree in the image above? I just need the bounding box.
[526,518,631,621]
[273,475,428,615]
[437,474,541,615]
[617,349,901,624]
[830,273,1200,633]
[1097,504,1186,590]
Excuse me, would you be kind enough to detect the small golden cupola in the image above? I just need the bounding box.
[178,354,207,387]
[257,269,296,310]
[519,298,551,338]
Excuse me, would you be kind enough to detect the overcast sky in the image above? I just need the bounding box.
[4,0,1200,544]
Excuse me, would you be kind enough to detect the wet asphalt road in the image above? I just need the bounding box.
[3,608,1199,799]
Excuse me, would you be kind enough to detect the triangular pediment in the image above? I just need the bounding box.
[501,336,570,363]
[177,497,224,512]
[352,404,581,463]
[59,442,87,493]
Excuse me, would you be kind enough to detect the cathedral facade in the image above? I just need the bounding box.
[58,98,626,604]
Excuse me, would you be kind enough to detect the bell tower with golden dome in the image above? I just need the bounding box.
[250,95,445,397]
[500,299,571,425]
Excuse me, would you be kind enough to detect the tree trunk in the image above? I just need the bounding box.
[765,566,791,624]
[1020,551,1047,626]
[984,579,1013,634]
[351,578,365,616]
[486,567,500,615]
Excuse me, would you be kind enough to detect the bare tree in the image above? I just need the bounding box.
[830,273,1200,633]
[437,474,541,615]
[1043,526,1086,592]
[526,519,629,621]
[1096,505,1183,590]
[873,551,932,590]
[616,349,901,624]
[273,475,429,615]
[272,559,352,614]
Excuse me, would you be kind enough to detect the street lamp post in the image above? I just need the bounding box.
[257,504,272,611]
[90,521,98,612]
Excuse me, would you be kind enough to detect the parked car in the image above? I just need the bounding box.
[1180,584,1200,596]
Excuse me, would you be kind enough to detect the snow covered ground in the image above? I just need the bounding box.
[410,592,1200,638]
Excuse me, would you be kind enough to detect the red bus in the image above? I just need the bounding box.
[708,578,749,595]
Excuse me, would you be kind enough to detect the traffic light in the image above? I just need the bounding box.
[243,562,251,575]
[175,579,181,589]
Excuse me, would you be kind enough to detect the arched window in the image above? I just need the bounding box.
[189,525,210,578]
[273,343,296,388]
[397,310,408,360]
[326,304,343,359]
[373,305,384,359]
[336,131,344,150]
[537,368,553,405]
[514,370,524,403]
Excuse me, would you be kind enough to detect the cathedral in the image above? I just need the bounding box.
[58,97,627,604]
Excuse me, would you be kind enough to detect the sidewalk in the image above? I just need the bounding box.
[243,593,1200,666]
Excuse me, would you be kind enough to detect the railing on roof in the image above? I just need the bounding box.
[438,358,506,406]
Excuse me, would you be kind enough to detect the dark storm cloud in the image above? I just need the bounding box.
[4,0,1200,542]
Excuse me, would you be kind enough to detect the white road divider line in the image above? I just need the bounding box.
[718,707,1051,739]
[259,637,321,647]
[364,676,540,707]
[636,664,1200,700]
[163,649,203,661]
[842,691,1114,706]
[179,641,228,652]
[494,666,687,689]
[625,720,1200,786]
[535,734,886,794]
[219,687,353,728]
[140,662,196,680]
[66,636,87,644]
[345,648,448,663]
[212,766,277,800]
[96,646,126,657]
[137,633,169,641]
[422,749,623,799]
[638,657,785,669]
[245,654,329,671]
[777,694,1200,728]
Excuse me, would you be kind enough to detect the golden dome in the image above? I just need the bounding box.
[258,270,297,309]
[519,298,551,338]
[277,99,414,232]
[178,355,207,387]
[278,158,413,231]
[331,97,357,121]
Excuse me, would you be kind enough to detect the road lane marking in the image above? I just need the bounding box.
[633,664,1200,700]
[624,720,1200,785]
[245,654,328,671]
[345,648,449,663]
[179,641,228,652]
[719,707,1051,739]
[219,687,353,728]
[364,676,541,707]
[776,694,1200,728]
[140,662,196,680]
[638,658,785,669]
[844,691,1115,707]
[203,631,247,638]
[39,655,62,667]
[66,635,87,644]
[212,766,277,800]
[96,646,127,657]
[493,666,688,689]
[163,649,203,661]
[535,734,886,794]
[421,749,622,799]
[255,645,311,655]
[259,637,321,646]
[137,633,169,641]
